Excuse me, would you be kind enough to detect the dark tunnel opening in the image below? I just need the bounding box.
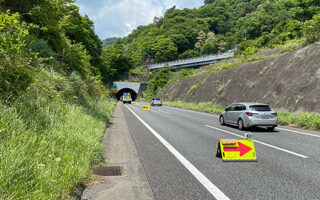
[116,88,137,101]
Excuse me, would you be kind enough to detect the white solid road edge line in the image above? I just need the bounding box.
[205,125,309,159]
[126,106,230,200]
[276,127,320,138]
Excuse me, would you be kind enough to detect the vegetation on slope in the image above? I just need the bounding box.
[102,37,119,48]
[142,67,196,99]
[0,1,121,199]
[0,70,116,199]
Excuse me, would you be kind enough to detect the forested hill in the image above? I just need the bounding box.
[102,37,119,48]
[115,0,319,66]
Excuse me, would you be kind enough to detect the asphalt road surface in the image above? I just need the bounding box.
[122,103,320,200]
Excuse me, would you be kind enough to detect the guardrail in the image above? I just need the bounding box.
[148,50,234,71]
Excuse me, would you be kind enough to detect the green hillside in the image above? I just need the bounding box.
[102,37,119,48]
[117,0,319,66]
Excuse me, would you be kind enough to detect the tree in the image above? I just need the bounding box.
[241,46,258,58]
[152,38,178,63]
[153,16,163,28]
[61,10,102,68]
[303,14,320,44]
[170,34,190,53]
[179,50,200,59]
[0,12,36,97]
[145,67,172,97]
[201,41,219,55]
[195,30,206,49]
[100,45,133,82]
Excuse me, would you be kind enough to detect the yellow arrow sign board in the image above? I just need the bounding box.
[142,105,150,110]
[132,102,137,105]
[119,101,123,104]
[217,139,257,162]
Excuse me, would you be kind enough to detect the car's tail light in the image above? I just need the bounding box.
[246,112,253,117]
[271,113,277,117]
[246,112,258,117]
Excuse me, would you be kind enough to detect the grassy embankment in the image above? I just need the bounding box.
[0,70,116,199]
[163,101,320,130]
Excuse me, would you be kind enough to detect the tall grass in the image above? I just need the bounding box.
[0,69,116,199]
[277,111,320,129]
[164,101,320,130]
[163,101,224,114]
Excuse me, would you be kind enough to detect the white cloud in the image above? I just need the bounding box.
[76,0,202,39]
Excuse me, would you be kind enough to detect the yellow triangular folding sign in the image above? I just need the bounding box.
[216,139,257,162]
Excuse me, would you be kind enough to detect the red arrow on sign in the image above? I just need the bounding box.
[223,142,252,156]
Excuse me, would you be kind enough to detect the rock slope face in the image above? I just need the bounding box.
[158,44,320,112]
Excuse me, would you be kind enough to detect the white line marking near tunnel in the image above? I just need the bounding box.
[158,110,171,115]
[204,125,309,159]
[126,106,230,200]
[277,127,320,138]
[163,106,219,117]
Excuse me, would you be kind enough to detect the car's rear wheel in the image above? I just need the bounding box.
[267,126,275,131]
[238,119,244,130]
[219,115,225,125]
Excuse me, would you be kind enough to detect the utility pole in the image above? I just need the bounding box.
[243,29,247,41]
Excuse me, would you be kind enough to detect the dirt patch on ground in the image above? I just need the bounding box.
[158,44,320,112]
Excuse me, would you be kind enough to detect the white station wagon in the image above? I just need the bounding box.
[219,103,278,131]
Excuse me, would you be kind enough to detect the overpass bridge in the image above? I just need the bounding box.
[148,50,234,71]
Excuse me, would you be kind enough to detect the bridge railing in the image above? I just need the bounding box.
[148,50,235,70]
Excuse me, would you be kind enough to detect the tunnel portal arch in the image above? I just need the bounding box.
[116,88,137,101]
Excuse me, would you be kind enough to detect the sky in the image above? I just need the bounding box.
[75,0,203,40]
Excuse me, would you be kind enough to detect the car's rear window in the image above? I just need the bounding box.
[249,105,271,111]
[154,98,161,100]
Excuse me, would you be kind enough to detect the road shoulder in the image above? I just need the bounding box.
[82,104,155,200]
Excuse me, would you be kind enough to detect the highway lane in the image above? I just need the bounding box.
[122,103,320,200]
[161,105,320,160]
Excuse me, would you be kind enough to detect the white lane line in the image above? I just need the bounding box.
[277,127,320,138]
[126,106,230,200]
[158,110,171,115]
[204,125,309,159]
[163,106,219,117]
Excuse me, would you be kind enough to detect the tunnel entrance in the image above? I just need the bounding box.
[116,88,137,101]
